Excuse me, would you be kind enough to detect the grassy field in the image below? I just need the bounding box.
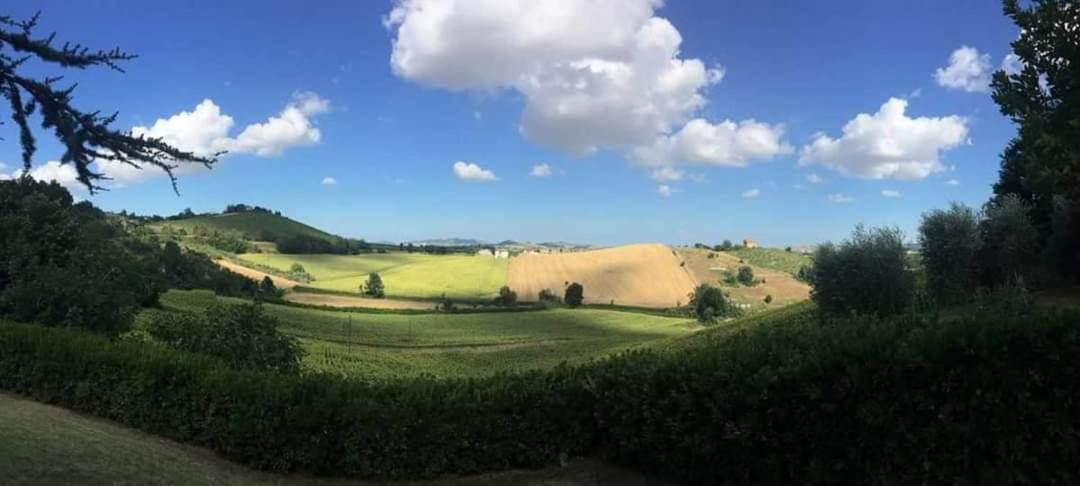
[148,290,700,379]
[0,393,652,486]
[238,253,509,299]
[150,212,340,245]
[727,248,811,275]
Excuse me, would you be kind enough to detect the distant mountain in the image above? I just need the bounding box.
[410,238,490,247]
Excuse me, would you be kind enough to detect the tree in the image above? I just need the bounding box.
[0,13,217,192]
[810,225,914,318]
[918,203,981,305]
[538,288,560,303]
[364,272,385,298]
[736,266,755,286]
[978,194,1040,286]
[990,0,1080,200]
[716,240,734,251]
[494,286,517,306]
[688,284,729,323]
[564,282,584,308]
[259,276,277,295]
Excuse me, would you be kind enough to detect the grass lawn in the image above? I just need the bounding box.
[238,253,509,299]
[147,290,700,380]
[0,392,654,486]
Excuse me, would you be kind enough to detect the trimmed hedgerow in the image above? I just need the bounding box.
[2,307,1080,483]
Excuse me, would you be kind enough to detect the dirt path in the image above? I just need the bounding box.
[216,259,302,289]
[508,244,697,308]
[283,292,436,310]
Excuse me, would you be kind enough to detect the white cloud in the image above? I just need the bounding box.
[631,118,791,168]
[946,179,960,186]
[96,93,330,185]
[799,98,968,180]
[529,163,553,177]
[805,173,824,184]
[657,184,674,197]
[321,177,337,185]
[827,193,854,204]
[934,46,991,92]
[385,0,789,172]
[13,161,82,189]
[881,189,901,198]
[742,188,760,199]
[1001,53,1023,75]
[453,161,498,182]
[650,167,684,182]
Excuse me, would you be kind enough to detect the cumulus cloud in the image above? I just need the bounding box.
[321,177,337,185]
[799,98,968,180]
[97,92,330,185]
[742,188,760,199]
[827,193,854,204]
[385,0,785,175]
[4,160,82,189]
[805,173,824,184]
[934,46,991,92]
[650,167,684,182]
[881,189,901,198]
[529,163,553,177]
[631,118,791,168]
[453,161,498,182]
[657,184,674,197]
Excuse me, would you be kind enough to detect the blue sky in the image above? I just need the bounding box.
[0,1,1021,246]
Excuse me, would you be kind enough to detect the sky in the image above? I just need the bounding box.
[0,0,1024,247]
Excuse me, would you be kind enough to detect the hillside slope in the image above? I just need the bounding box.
[151,212,341,244]
[508,244,697,308]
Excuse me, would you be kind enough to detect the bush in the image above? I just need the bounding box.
[688,284,729,322]
[978,194,1039,286]
[918,203,981,305]
[494,286,518,307]
[737,266,755,286]
[764,294,773,304]
[564,282,584,307]
[363,273,385,298]
[4,305,1080,483]
[810,225,914,318]
[538,288,560,303]
[146,302,305,373]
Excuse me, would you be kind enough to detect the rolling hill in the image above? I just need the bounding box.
[150,211,341,244]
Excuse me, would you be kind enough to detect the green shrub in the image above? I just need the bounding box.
[764,294,773,304]
[146,302,305,373]
[978,194,1039,286]
[737,266,755,286]
[688,284,730,323]
[810,225,914,318]
[918,203,981,305]
[537,288,560,303]
[363,273,385,298]
[494,286,518,307]
[564,282,584,307]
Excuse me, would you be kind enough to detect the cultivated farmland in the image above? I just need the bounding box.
[237,253,509,299]
[678,248,810,307]
[148,290,699,379]
[508,244,698,308]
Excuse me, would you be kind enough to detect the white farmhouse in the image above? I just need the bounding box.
[476,249,493,257]
[494,249,510,259]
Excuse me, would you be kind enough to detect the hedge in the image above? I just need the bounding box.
[2,307,1080,483]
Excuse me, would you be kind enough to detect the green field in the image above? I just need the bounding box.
[150,212,339,244]
[238,252,509,299]
[729,248,812,275]
[149,290,700,379]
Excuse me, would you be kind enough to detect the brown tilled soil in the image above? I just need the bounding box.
[283,292,436,310]
[508,244,698,308]
[677,248,809,307]
[216,259,303,289]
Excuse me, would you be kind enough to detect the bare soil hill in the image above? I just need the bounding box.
[283,292,436,310]
[677,248,810,307]
[216,259,302,289]
[508,244,697,308]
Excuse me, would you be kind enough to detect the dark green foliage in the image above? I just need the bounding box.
[203,230,249,253]
[494,286,517,307]
[145,302,304,374]
[978,194,1040,286]
[0,178,151,334]
[918,203,981,305]
[688,284,729,322]
[810,225,914,318]
[0,13,216,192]
[364,273,385,298]
[736,265,755,286]
[1045,197,1080,281]
[259,276,277,295]
[795,265,813,283]
[764,294,773,304]
[537,288,560,303]
[716,240,734,251]
[4,304,1080,483]
[276,234,353,254]
[564,282,584,307]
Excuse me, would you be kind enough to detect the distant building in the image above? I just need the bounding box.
[742,239,758,249]
[476,249,493,257]
[494,249,510,259]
